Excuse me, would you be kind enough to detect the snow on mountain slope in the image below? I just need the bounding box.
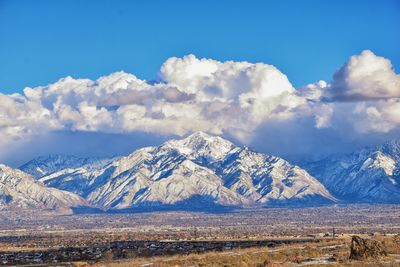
[19,154,114,179]
[215,147,336,204]
[0,164,87,212]
[38,167,95,197]
[164,133,335,204]
[87,155,250,209]
[164,132,236,164]
[18,155,116,196]
[37,132,336,209]
[304,139,400,203]
[84,145,250,209]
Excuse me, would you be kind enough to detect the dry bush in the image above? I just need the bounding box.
[382,235,400,254]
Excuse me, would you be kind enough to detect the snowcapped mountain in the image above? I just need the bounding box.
[304,139,400,203]
[19,154,114,178]
[9,134,400,210]
[34,132,336,210]
[0,164,87,213]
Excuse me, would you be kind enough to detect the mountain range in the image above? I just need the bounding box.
[305,139,400,203]
[0,164,86,213]
[1,132,399,213]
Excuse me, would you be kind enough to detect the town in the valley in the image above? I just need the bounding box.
[1,204,399,266]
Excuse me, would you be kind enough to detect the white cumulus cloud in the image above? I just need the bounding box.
[1,51,400,163]
[0,55,306,148]
[326,50,400,101]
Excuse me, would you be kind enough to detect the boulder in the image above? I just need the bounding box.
[349,235,387,260]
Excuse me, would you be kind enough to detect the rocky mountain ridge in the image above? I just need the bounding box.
[19,132,336,210]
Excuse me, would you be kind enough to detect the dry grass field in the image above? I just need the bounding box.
[81,236,400,267]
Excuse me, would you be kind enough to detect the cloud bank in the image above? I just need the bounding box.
[327,50,400,101]
[1,50,399,164]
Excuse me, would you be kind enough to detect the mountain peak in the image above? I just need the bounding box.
[182,131,234,146]
[164,132,236,162]
[185,131,218,139]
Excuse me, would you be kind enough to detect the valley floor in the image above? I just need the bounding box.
[0,204,399,266]
[100,237,400,267]
[1,236,399,266]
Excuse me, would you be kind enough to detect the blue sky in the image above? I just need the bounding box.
[1,0,400,165]
[1,0,399,93]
